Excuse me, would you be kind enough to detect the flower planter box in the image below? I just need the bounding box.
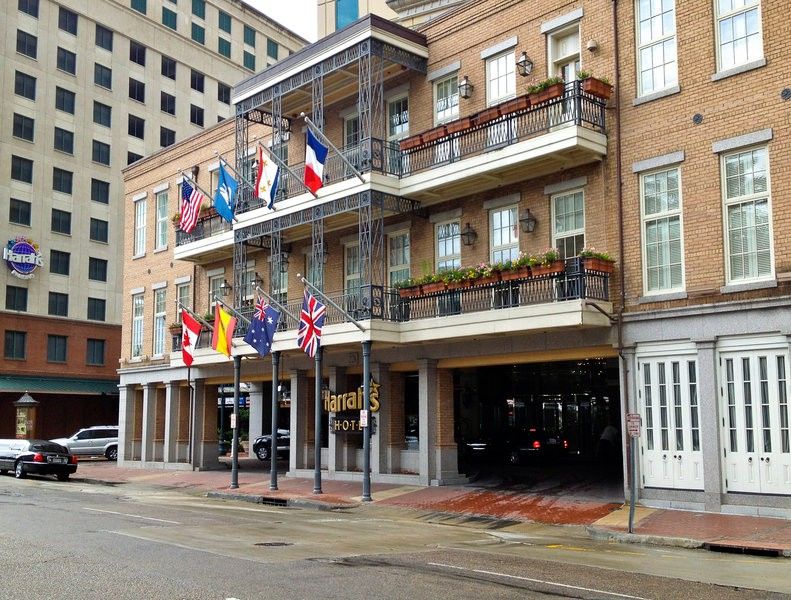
[475,106,501,125]
[421,126,448,144]
[169,325,182,337]
[399,135,424,151]
[582,257,615,273]
[500,266,531,281]
[500,95,530,115]
[421,281,447,295]
[530,260,565,277]
[474,272,502,286]
[397,286,423,299]
[445,117,473,135]
[529,82,565,105]
[446,279,474,290]
[582,77,613,100]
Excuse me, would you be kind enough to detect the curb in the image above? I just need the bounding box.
[586,526,704,550]
[206,490,358,512]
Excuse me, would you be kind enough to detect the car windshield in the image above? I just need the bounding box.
[30,442,67,453]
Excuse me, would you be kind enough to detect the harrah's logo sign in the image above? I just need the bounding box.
[4,236,43,279]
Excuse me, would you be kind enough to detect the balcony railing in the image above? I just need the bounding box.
[175,211,232,246]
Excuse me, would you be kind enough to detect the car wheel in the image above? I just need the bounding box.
[14,461,25,479]
[255,445,270,461]
[509,452,520,465]
[57,473,70,482]
[105,446,118,461]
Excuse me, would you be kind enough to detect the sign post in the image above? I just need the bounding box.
[626,413,641,533]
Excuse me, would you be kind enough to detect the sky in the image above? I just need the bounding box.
[244,0,318,42]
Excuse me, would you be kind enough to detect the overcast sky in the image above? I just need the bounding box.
[245,0,318,42]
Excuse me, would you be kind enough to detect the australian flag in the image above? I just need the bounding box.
[243,298,280,357]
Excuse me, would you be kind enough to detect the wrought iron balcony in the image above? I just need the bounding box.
[175,211,232,245]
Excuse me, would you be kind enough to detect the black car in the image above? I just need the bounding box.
[506,428,569,464]
[252,429,290,461]
[0,439,78,481]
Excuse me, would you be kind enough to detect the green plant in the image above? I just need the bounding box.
[527,76,563,95]
[535,247,560,266]
[577,71,611,85]
[579,247,613,261]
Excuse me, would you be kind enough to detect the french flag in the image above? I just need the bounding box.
[304,129,328,193]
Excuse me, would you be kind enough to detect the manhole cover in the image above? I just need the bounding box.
[254,542,292,547]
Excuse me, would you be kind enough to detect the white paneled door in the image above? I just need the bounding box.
[720,349,791,495]
[638,357,704,490]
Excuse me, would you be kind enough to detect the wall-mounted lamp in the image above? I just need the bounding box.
[190,164,200,179]
[219,279,233,297]
[460,222,478,246]
[279,251,290,273]
[586,39,599,53]
[458,75,474,99]
[519,208,538,233]
[516,51,534,77]
[252,272,264,288]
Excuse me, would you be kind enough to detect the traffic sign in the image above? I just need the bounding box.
[626,413,641,438]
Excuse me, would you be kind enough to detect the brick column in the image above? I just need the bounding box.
[696,339,722,512]
[433,367,460,483]
[141,383,157,463]
[118,384,136,464]
[192,378,221,470]
[386,371,405,473]
[327,366,346,475]
[163,381,180,463]
[176,383,191,462]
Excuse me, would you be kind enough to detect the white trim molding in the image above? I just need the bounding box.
[540,8,583,34]
[632,151,685,174]
[427,61,461,82]
[483,193,520,211]
[429,207,463,223]
[152,182,169,194]
[544,176,587,195]
[712,128,772,154]
[481,36,518,60]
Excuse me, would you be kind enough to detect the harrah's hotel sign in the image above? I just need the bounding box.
[4,236,44,280]
[323,380,380,433]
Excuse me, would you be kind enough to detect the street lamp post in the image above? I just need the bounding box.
[230,355,241,489]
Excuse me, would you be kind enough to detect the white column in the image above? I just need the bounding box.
[371,362,390,477]
[247,381,265,459]
[696,339,722,512]
[327,366,346,475]
[288,370,303,475]
[141,383,157,463]
[417,359,437,486]
[163,381,179,463]
[118,384,135,464]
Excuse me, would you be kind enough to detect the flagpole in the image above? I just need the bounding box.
[213,296,251,326]
[296,274,366,333]
[301,113,366,184]
[257,141,318,199]
[213,152,256,195]
[176,299,214,331]
[254,286,298,322]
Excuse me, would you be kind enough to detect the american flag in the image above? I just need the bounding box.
[297,290,326,358]
[179,179,204,233]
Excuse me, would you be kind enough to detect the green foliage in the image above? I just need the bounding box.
[527,76,563,94]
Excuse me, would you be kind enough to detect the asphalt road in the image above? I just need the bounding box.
[0,474,788,600]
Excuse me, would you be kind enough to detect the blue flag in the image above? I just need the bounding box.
[213,161,237,223]
[243,298,280,357]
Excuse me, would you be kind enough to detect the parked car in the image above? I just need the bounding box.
[51,425,119,460]
[0,439,78,480]
[506,428,569,464]
[252,429,290,461]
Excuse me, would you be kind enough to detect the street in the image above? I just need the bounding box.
[0,475,788,600]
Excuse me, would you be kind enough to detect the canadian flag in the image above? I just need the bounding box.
[181,310,201,367]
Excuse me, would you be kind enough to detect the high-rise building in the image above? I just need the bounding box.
[0,0,306,439]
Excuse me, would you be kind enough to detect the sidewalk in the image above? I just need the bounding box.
[71,459,791,557]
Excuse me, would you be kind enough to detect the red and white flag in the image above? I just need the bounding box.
[181,309,201,366]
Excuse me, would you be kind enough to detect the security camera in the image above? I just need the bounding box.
[586,39,599,53]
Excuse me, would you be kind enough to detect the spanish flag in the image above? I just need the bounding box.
[211,302,236,358]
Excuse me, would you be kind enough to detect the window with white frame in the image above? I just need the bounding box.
[548,25,580,82]
[722,146,772,282]
[131,293,144,358]
[486,51,515,106]
[436,221,461,271]
[133,197,146,256]
[388,231,410,286]
[552,190,585,259]
[636,0,677,95]
[271,268,287,303]
[155,190,168,249]
[641,168,683,293]
[305,254,323,290]
[716,0,762,72]
[490,206,519,264]
[344,115,360,147]
[208,274,224,306]
[209,167,219,199]
[176,283,191,323]
[387,96,409,139]
[243,263,256,301]
[345,243,362,293]
[153,288,166,355]
[434,74,459,124]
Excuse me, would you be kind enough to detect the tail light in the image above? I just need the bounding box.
[563,440,569,449]
[532,440,541,449]
[33,453,45,463]
[69,455,78,465]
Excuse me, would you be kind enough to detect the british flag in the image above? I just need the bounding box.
[297,290,326,358]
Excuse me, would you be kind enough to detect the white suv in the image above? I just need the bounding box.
[51,426,119,461]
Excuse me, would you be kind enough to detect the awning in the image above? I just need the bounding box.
[0,376,119,396]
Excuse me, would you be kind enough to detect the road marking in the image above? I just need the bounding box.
[101,530,265,563]
[83,507,181,524]
[428,562,650,599]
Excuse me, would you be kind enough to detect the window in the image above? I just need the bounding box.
[16,30,37,59]
[160,127,175,148]
[47,335,67,363]
[15,71,36,100]
[191,23,205,44]
[57,47,76,75]
[88,297,106,321]
[388,232,410,285]
[208,275,224,306]
[490,206,519,263]
[219,10,231,32]
[55,87,76,114]
[10,199,31,226]
[4,331,26,360]
[96,24,113,51]
[134,198,146,256]
[128,152,143,165]
[54,128,74,154]
[128,115,145,139]
[6,286,28,311]
[94,63,112,89]
[13,114,34,142]
[192,0,205,18]
[90,218,109,243]
[161,55,176,79]
[267,39,278,60]
[92,179,110,203]
[87,339,105,365]
[434,74,459,123]
[387,96,409,139]
[93,101,111,127]
[218,82,231,104]
[218,37,231,58]
[486,51,516,105]
[436,221,461,271]
[131,0,146,14]
[11,156,33,183]
[50,250,70,275]
[89,257,108,282]
[336,0,358,29]
[716,0,762,72]
[48,292,68,317]
[243,51,255,71]
[190,104,204,127]
[722,146,772,282]
[161,92,176,115]
[244,25,256,46]
[636,0,677,96]
[53,167,73,194]
[552,189,585,259]
[155,190,168,248]
[19,0,39,17]
[58,7,78,34]
[153,289,166,355]
[129,40,146,66]
[131,294,144,358]
[549,25,580,82]
[129,78,145,102]
[642,168,683,293]
[92,140,111,166]
[190,69,204,92]
[344,244,362,295]
[162,7,177,29]
[176,283,191,322]
[51,209,72,234]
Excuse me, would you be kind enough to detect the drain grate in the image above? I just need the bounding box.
[254,542,293,547]
[703,542,783,557]
[260,496,288,507]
